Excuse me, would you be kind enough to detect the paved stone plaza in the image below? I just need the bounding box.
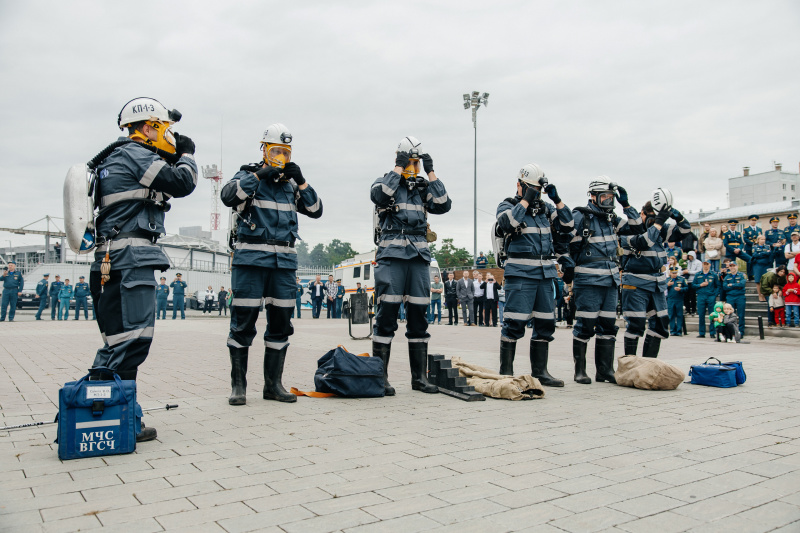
[1,310,799,532]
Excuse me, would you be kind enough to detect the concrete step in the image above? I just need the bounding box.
[682,315,800,339]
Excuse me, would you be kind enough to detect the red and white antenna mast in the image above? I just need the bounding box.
[202,164,223,231]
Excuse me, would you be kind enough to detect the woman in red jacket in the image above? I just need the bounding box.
[783,272,800,327]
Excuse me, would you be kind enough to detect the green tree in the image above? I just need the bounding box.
[325,239,358,266]
[296,241,310,266]
[431,238,472,268]
[309,243,327,266]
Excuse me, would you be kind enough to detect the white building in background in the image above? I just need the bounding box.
[729,163,800,207]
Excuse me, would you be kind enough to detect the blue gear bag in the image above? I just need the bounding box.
[314,346,385,398]
[688,357,738,388]
[55,367,139,460]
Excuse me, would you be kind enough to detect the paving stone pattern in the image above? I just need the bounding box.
[1,313,799,532]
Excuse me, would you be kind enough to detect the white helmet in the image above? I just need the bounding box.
[117,97,181,130]
[517,163,547,187]
[651,187,674,212]
[260,123,293,146]
[588,176,617,211]
[396,136,423,159]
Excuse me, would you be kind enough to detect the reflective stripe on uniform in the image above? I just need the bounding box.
[426,192,449,204]
[377,294,404,304]
[103,326,154,347]
[100,188,164,208]
[505,257,556,267]
[499,209,522,228]
[587,235,618,244]
[304,199,321,212]
[395,202,425,212]
[104,238,157,251]
[405,295,430,305]
[575,310,617,319]
[500,336,517,343]
[265,340,289,350]
[378,237,428,249]
[575,265,620,275]
[235,242,297,254]
[139,160,167,187]
[232,298,262,307]
[227,338,246,348]
[252,199,296,212]
[628,272,667,282]
[645,329,667,339]
[624,310,648,318]
[236,180,249,200]
[372,182,395,196]
[373,335,393,344]
[264,297,295,308]
[504,311,531,321]
[408,338,429,343]
[520,226,551,234]
[177,159,198,184]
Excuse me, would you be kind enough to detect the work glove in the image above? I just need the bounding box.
[421,153,434,174]
[670,207,684,221]
[654,206,670,226]
[562,267,575,284]
[282,162,306,186]
[522,184,540,206]
[614,185,629,207]
[174,132,195,155]
[395,151,410,170]
[254,165,279,182]
[544,184,561,204]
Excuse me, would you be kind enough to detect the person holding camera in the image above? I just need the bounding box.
[370,136,451,395]
[221,123,322,406]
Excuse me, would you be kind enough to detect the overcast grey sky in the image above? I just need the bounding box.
[1,0,798,257]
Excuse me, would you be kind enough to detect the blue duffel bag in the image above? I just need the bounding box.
[314,346,385,398]
[722,360,746,385]
[688,357,738,388]
[55,367,140,460]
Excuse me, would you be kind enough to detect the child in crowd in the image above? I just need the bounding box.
[720,302,741,343]
[709,301,724,341]
[783,272,800,327]
[769,285,786,328]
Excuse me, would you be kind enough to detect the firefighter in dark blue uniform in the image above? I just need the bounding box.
[723,219,751,266]
[88,97,197,442]
[496,163,574,387]
[74,276,90,320]
[34,273,49,320]
[49,275,63,320]
[155,277,169,319]
[722,261,747,338]
[765,216,786,268]
[371,136,451,395]
[743,215,762,281]
[221,123,322,406]
[620,201,690,358]
[0,261,23,322]
[692,260,719,338]
[568,178,643,384]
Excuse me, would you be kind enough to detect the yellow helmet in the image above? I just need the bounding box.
[260,123,293,169]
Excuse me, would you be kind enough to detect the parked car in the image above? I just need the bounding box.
[17,281,42,309]
[188,290,218,311]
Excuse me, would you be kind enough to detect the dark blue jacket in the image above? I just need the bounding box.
[49,280,63,296]
[743,225,762,252]
[222,165,322,270]
[36,279,49,297]
[156,284,170,300]
[666,275,687,300]
[751,244,772,266]
[74,282,90,298]
[722,230,745,257]
[170,280,187,296]
[621,219,691,292]
[723,272,747,298]
[371,171,451,262]
[691,270,719,298]
[496,197,574,280]
[93,139,197,271]
[1,271,23,291]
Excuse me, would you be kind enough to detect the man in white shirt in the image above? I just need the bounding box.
[309,275,324,319]
[786,231,800,273]
[483,274,499,327]
[472,271,485,326]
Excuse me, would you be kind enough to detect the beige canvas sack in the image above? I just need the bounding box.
[614,354,685,390]
[451,357,545,400]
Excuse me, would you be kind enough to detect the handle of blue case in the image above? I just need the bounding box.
[65,367,124,405]
[704,357,723,366]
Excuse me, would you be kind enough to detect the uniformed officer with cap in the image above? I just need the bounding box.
[666,266,687,336]
[496,163,574,386]
[785,213,799,243]
[722,219,751,265]
[87,97,197,442]
[73,276,90,320]
[692,259,719,338]
[765,216,786,268]
[0,261,23,322]
[171,274,187,319]
[49,275,63,320]
[221,123,322,406]
[156,277,169,319]
[371,136,451,395]
[34,273,49,320]
[743,215,762,281]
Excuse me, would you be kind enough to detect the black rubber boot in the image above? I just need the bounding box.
[573,339,592,384]
[642,336,661,358]
[229,347,248,405]
[372,341,395,396]
[623,336,639,356]
[263,346,297,402]
[594,338,617,383]
[409,342,438,393]
[116,369,157,442]
[530,341,564,387]
[499,339,516,375]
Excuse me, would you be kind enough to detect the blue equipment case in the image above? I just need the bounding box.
[56,367,141,461]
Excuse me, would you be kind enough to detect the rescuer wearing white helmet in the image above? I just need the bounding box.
[370,136,452,395]
[221,123,322,406]
[619,190,691,358]
[495,163,575,386]
[567,177,643,384]
[86,97,197,442]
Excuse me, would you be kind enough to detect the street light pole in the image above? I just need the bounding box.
[463,91,489,265]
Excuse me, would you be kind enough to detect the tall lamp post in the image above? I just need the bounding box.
[463,91,489,264]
